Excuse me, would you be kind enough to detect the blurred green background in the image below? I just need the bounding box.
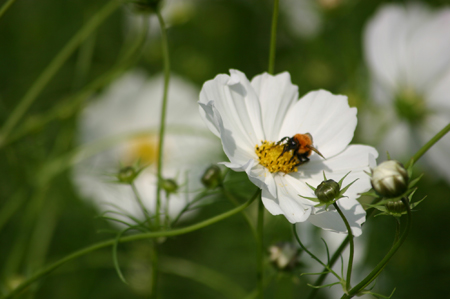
[1,0,449,298]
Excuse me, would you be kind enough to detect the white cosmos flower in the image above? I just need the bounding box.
[72,70,222,224]
[199,70,378,236]
[363,3,450,182]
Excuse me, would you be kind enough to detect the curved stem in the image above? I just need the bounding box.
[155,10,171,229]
[267,0,279,75]
[0,0,126,147]
[340,197,412,299]
[256,197,265,299]
[293,225,341,280]
[307,236,349,299]
[131,183,153,227]
[333,203,354,293]
[2,193,258,299]
[0,0,17,19]
[405,122,450,168]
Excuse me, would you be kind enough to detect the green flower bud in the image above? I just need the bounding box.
[161,178,178,195]
[117,166,138,184]
[385,199,408,216]
[201,165,222,189]
[371,160,409,198]
[269,242,300,271]
[315,179,340,203]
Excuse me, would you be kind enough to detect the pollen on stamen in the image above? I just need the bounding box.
[255,141,299,174]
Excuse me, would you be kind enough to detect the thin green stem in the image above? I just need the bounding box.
[405,122,450,168]
[340,197,412,299]
[221,186,257,240]
[307,236,350,299]
[154,10,171,229]
[0,0,17,19]
[131,183,153,227]
[4,16,147,147]
[0,0,125,147]
[293,225,341,281]
[333,203,354,293]
[256,197,265,299]
[2,193,257,299]
[267,0,279,75]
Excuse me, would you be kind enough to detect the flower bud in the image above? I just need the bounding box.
[117,166,138,184]
[315,179,340,203]
[269,242,300,271]
[201,165,222,189]
[371,160,409,198]
[385,199,408,215]
[161,178,178,195]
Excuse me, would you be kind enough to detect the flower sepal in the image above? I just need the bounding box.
[299,172,358,210]
[368,189,426,218]
[113,162,147,185]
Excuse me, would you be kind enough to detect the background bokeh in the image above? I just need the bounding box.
[1,0,449,298]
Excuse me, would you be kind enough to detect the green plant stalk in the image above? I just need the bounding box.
[293,225,341,280]
[4,17,147,147]
[256,198,265,299]
[159,256,247,299]
[0,0,126,147]
[405,122,450,169]
[340,197,412,299]
[131,183,153,226]
[221,186,257,240]
[308,123,450,298]
[2,193,258,299]
[333,203,354,293]
[306,236,350,299]
[267,0,279,75]
[0,0,16,19]
[155,10,171,229]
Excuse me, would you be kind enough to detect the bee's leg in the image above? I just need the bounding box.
[294,155,309,167]
[276,136,290,145]
[278,145,289,159]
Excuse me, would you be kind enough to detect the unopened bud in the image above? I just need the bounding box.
[161,178,178,195]
[385,199,408,215]
[315,179,340,203]
[269,242,300,271]
[201,165,222,189]
[371,160,409,198]
[117,166,138,184]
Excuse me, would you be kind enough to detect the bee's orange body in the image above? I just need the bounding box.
[277,133,325,166]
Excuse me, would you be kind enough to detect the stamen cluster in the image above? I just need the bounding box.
[255,141,299,173]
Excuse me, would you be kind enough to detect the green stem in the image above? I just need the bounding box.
[293,225,341,280]
[221,186,257,240]
[0,0,16,19]
[333,203,354,293]
[155,10,171,229]
[2,193,257,299]
[131,183,153,227]
[405,122,450,168]
[0,0,125,147]
[150,242,159,299]
[4,16,147,147]
[306,236,350,299]
[267,0,279,75]
[340,197,412,299]
[256,197,265,299]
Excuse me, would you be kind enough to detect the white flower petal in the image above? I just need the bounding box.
[199,70,265,165]
[308,198,366,237]
[267,175,315,223]
[250,72,298,141]
[279,90,357,158]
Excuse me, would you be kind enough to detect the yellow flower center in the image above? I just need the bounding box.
[125,136,159,165]
[255,141,299,174]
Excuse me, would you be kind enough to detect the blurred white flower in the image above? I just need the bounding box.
[280,0,323,39]
[199,70,378,236]
[124,0,196,38]
[72,70,222,225]
[363,3,450,182]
